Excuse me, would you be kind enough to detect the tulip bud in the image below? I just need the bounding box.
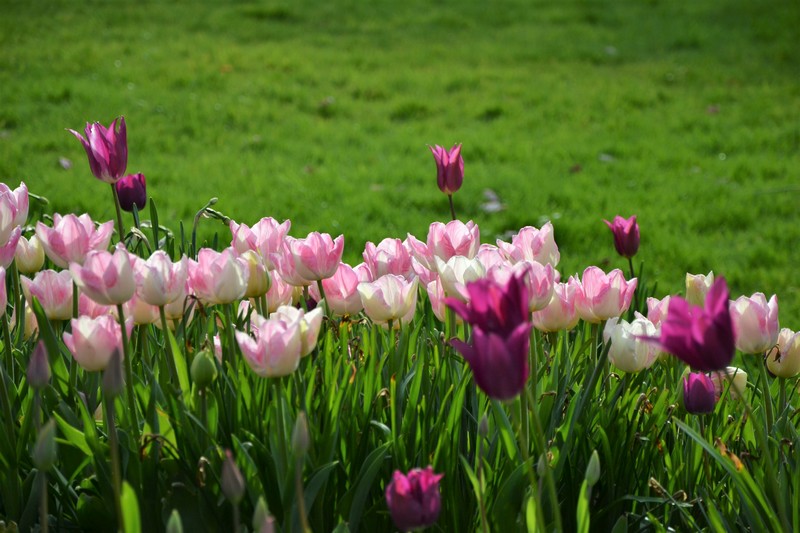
[27,341,50,389]
[33,418,58,471]
[603,215,639,259]
[241,250,271,298]
[385,467,443,532]
[685,271,714,307]
[15,235,45,274]
[191,348,218,389]
[292,412,310,457]
[682,372,716,414]
[478,414,489,438]
[221,450,245,505]
[115,173,146,212]
[166,510,183,533]
[102,349,125,398]
[429,143,464,195]
[585,450,601,487]
[252,496,276,533]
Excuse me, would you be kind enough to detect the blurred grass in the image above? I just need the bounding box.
[1,0,799,316]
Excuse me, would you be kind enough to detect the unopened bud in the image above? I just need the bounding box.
[191,348,218,389]
[537,453,547,478]
[102,349,125,398]
[166,510,183,533]
[33,418,57,471]
[585,450,601,487]
[221,449,245,505]
[292,412,310,457]
[27,341,50,389]
[478,414,489,438]
[252,496,276,533]
[15,235,45,275]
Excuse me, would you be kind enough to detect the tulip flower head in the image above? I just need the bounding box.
[407,220,480,272]
[604,313,660,373]
[497,222,560,267]
[709,366,748,400]
[430,143,464,195]
[63,315,132,372]
[188,248,249,305]
[363,238,414,280]
[35,213,114,268]
[15,235,45,275]
[574,266,637,323]
[70,243,136,306]
[683,372,716,414]
[358,275,419,328]
[21,269,74,321]
[603,215,639,259]
[115,173,146,212]
[654,277,735,372]
[281,232,344,283]
[685,271,714,307]
[236,311,304,377]
[68,117,128,183]
[532,278,580,332]
[385,467,444,532]
[230,217,291,270]
[729,292,779,354]
[766,328,800,378]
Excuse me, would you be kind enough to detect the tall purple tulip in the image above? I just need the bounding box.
[115,173,146,212]
[655,277,735,372]
[604,215,639,259]
[683,372,716,414]
[68,117,128,184]
[446,271,533,400]
[385,467,443,532]
[429,144,464,195]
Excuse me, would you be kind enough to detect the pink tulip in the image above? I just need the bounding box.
[124,293,160,325]
[0,181,29,231]
[574,266,637,323]
[236,312,303,377]
[137,251,189,307]
[708,366,748,400]
[425,278,449,323]
[685,271,714,307]
[497,222,560,267]
[309,262,366,316]
[409,220,480,269]
[188,248,249,305]
[36,213,114,268]
[0,226,21,269]
[270,305,323,357]
[488,261,555,312]
[230,217,291,270]
[435,255,486,302]
[475,244,507,272]
[429,143,464,195]
[532,279,579,332]
[239,250,271,298]
[70,243,136,306]
[767,328,800,378]
[15,235,45,274]
[363,238,414,280]
[78,293,114,318]
[263,275,295,313]
[281,232,344,282]
[646,295,672,326]
[21,269,74,321]
[729,292,779,354]
[358,275,419,327]
[63,315,132,371]
[160,281,194,325]
[68,117,128,183]
[0,267,6,317]
[385,466,444,532]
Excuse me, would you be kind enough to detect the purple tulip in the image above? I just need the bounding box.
[429,144,464,195]
[603,215,639,258]
[655,277,735,371]
[115,173,146,212]
[385,467,443,532]
[445,272,530,337]
[68,117,128,183]
[683,372,716,414]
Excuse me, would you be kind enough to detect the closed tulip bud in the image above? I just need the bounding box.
[478,414,489,438]
[240,250,271,298]
[585,450,601,487]
[27,341,50,389]
[429,143,464,195]
[603,314,660,373]
[292,412,310,457]
[685,271,714,307]
[603,215,640,259]
[191,348,218,389]
[767,328,800,378]
[221,450,246,505]
[682,372,716,414]
[115,173,146,212]
[252,496,271,532]
[385,467,444,532]
[166,510,184,533]
[15,235,45,274]
[33,418,58,472]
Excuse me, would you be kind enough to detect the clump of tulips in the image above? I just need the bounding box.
[0,118,797,533]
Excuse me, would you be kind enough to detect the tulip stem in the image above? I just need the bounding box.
[316,279,330,320]
[627,257,638,313]
[104,395,125,533]
[0,349,21,519]
[448,194,457,221]
[116,304,140,443]
[39,470,49,533]
[111,184,126,244]
[158,306,179,386]
[476,421,489,533]
[11,260,24,344]
[779,377,787,419]
[757,355,774,432]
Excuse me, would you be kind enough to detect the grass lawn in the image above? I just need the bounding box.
[1,0,799,316]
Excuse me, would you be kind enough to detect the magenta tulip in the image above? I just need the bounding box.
[115,173,146,212]
[603,215,639,258]
[430,143,464,195]
[385,467,444,532]
[35,213,114,268]
[683,372,716,414]
[68,117,128,183]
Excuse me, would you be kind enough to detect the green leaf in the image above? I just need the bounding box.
[343,440,391,533]
[165,328,190,395]
[526,494,537,533]
[576,480,590,533]
[121,481,142,533]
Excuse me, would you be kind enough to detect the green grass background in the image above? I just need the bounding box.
[2,0,799,318]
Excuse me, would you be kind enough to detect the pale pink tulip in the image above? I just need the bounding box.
[236,314,303,377]
[124,293,160,325]
[21,269,74,320]
[358,275,419,327]
[574,266,637,323]
[363,238,414,280]
[497,222,560,267]
[767,328,800,378]
[263,275,295,313]
[0,227,21,269]
[646,295,673,326]
[309,262,366,316]
[273,249,313,287]
[230,217,290,270]
[15,235,45,274]
[159,281,194,325]
[138,251,189,307]
[36,213,114,268]
[70,243,135,306]
[78,293,114,318]
[532,278,579,332]
[63,315,132,371]
[685,271,714,307]
[730,292,779,354]
[270,305,323,357]
[434,256,486,302]
[188,248,249,305]
[281,232,344,282]
[475,244,507,272]
[411,257,437,286]
[0,181,29,231]
[426,278,462,324]
[488,261,555,312]
[407,220,480,272]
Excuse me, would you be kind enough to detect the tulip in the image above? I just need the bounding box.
[430,143,464,195]
[385,467,444,532]
[0,181,29,231]
[78,293,115,319]
[70,243,135,306]
[230,217,291,270]
[115,173,146,212]
[63,315,132,372]
[363,238,414,280]
[709,366,748,400]
[123,292,160,325]
[488,260,555,312]
[496,222,560,267]
[434,255,486,302]
[683,372,716,414]
[407,220,480,272]
[68,117,128,183]
[425,278,453,323]
[603,313,660,373]
[270,305,323,357]
[603,215,639,258]
[654,277,735,372]
[309,262,366,316]
[358,275,419,327]
[138,251,189,307]
[729,292,779,354]
[239,250,271,299]
[532,278,580,332]
[0,226,21,269]
[475,243,507,271]
[281,232,344,282]
[766,328,800,378]
[646,295,672,326]
[574,266,637,323]
[236,313,303,377]
[27,341,51,389]
[685,271,714,306]
[263,275,295,313]
[35,213,114,268]
[188,248,249,305]
[21,269,74,321]
[15,235,45,274]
